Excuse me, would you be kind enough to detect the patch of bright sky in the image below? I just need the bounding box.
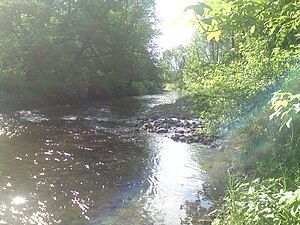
[155,0,198,51]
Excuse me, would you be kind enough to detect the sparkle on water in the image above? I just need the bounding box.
[0,92,216,224]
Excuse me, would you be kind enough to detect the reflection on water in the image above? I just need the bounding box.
[143,136,210,225]
[0,93,215,224]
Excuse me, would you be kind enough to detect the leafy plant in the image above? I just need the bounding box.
[182,0,300,134]
[213,177,300,225]
[270,91,300,130]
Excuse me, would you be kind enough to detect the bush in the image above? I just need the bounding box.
[213,177,300,225]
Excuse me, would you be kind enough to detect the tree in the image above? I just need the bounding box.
[183,0,300,133]
[159,45,187,90]
[0,0,160,107]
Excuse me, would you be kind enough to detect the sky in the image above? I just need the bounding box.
[155,0,197,51]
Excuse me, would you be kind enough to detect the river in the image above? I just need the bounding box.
[0,93,217,225]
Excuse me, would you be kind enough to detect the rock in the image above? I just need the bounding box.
[156,128,168,133]
[203,138,214,145]
[179,136,186,142]
[191,122,198,129]
[137,100,216,145]
[183,120,190,127]
[141,123,152,130]
[192,136,200,142]
[210,143,218,148]
[186,136,194,143]
[171,133,181,141]
[167,118,176,125]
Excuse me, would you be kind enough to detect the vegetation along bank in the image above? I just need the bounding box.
[160,0,300,224]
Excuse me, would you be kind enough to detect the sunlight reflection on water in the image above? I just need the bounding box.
[11,196,26,205]
[0,93,214,225]
[142,135,208,225]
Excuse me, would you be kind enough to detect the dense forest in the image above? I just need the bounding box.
[0,0,161,108]
[160,0,300,224]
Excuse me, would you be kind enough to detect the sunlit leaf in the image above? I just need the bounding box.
[185,5,204,16]
[207,30,221,42]
[201,16,213,25]
[274,100,283,110]
[282,100,288,107]
[250,25,256,33]
[248,186,255,194]
[264,213,275,218]
[185,2,212,17]
[286,117,292,128]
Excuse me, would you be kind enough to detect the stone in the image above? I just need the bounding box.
[210,143,218,148]
[156,128,168,133]
[141,123,152,130]
[183,120,190,127]
[171,133,181,141]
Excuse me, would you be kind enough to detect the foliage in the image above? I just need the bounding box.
[158,45,187,90]
[213,177,300,225]
[270,91,300,130]
[181,1,300,223]
[211,74,300,225]
[182,0,300,134]
[0,0,161,107]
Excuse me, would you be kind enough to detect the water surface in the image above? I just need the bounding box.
[0,93,215,225]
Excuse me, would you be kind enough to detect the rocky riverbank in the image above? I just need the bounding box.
[137,97,217,146]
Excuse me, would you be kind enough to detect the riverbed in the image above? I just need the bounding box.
[0,93,217,225]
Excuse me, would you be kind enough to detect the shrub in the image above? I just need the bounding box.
[213,177,300,225]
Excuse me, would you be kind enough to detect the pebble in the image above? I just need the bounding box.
[139,117,214,145]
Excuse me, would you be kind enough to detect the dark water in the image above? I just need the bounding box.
[0,93,216,225]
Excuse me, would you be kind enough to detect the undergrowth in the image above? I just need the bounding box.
[211,74,300,225]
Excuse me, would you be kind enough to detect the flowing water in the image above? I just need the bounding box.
[0,93,216,225]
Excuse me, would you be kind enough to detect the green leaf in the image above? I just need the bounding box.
[201,16,213,25]
[274,100,283,110]
[281,100,288,107]
[264,213,275,219]
[250,25,256,33]
[185,5,204,16]
[207,30,221,42]
[248,186,255,194]
[185,3,212,17]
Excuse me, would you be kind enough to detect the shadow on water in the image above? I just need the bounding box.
[0,92,219,225]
